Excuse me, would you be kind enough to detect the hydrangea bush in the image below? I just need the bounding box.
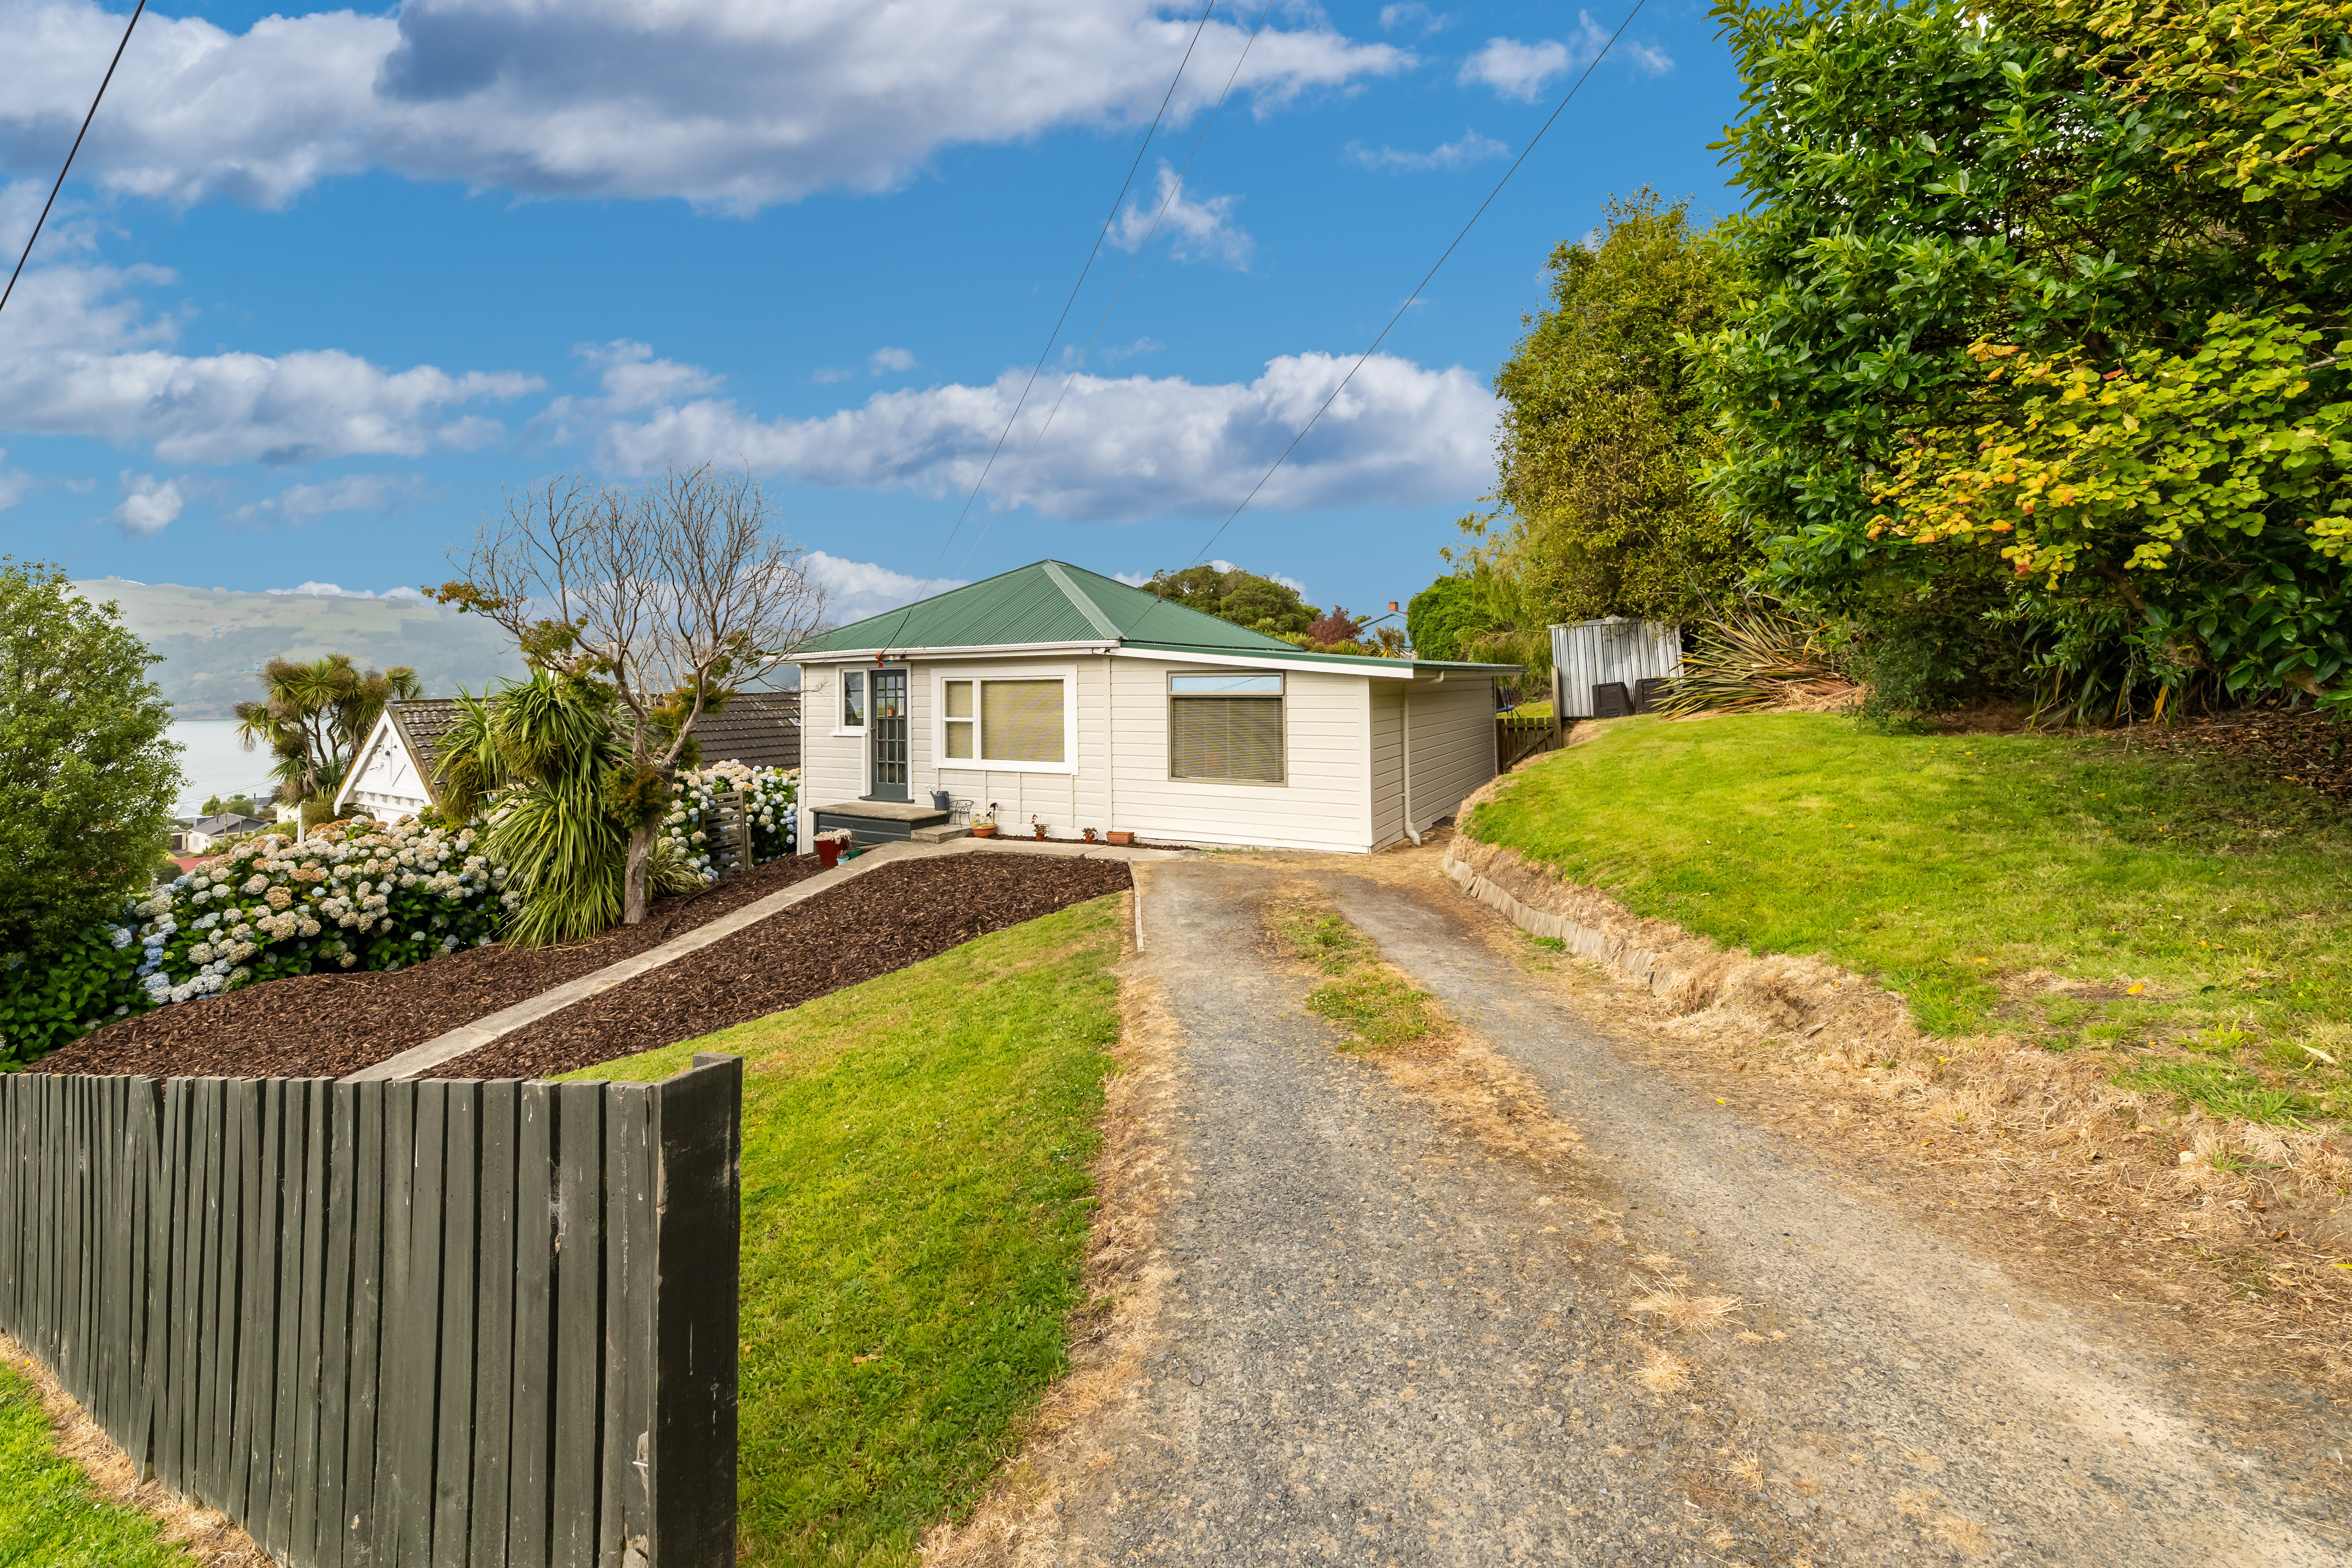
[663,764,798,881]
[1,766,796,1065]
[0,819,514,1064]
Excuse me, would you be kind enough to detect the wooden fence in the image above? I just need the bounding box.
[0,1055,742,1568]
[1495,712,1561,772]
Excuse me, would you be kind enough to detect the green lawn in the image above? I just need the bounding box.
[1466,713,2352,1123]
[0,1356,192,1568]
[565,892,1127,1567]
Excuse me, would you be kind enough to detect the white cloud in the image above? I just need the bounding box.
[1379,3,1450,35]
[1113,557,1306,594]
[1100,336,1163,364]
[0,447,30,511]
[1109,162,1252,268]
[1459,20,1669,102]
[0,0,1406,214]
[114,472,184,536]
[0,261,539,463]
[594,349,1498,521]
[1458,37,1569,101]
[868,347,916,375]
[807,550,968,623]
[1345,129,1507,172]
[264,580,430,599]
[228,472,432,526]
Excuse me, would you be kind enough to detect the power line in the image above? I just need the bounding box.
[0,0,148,323]
[1182,0,1650,574]
[964,0,1278,573]
[874,0,1224,652]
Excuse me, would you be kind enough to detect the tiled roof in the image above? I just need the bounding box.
[691,690,799,770]
[386,698,465,808]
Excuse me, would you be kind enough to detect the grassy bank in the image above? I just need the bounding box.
[565,892,1128,1568]
[1466,713,2352,1125]
[0,1352,192,1568]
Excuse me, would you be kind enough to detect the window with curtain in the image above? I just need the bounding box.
[841,668,865,728]
[940,677,1066,764]
[1169,673,1284,783]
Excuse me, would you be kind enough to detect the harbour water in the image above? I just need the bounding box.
[167,719,277,818]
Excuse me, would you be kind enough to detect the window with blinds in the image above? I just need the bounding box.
[982,680,1065,762]
[939,677,1066,765]
[1169,673,1285,783]
[942,678,975,759]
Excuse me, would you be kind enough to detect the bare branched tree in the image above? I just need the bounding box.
[431,462,829,923]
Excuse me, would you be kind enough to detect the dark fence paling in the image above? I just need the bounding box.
[1495,712,1561,772]
[0,1055,742,1568]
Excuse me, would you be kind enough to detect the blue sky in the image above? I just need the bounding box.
[0,0,1744,624]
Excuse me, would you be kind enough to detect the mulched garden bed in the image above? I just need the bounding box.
[420,853,1134,1080]
[2114,704,2352,802]
[34,855,832,1080]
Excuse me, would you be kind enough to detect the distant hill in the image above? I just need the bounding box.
[72,579,525,719]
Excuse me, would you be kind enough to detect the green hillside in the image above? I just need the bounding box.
[72,579,522,718]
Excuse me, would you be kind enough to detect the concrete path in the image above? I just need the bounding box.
[1037,856,2343,1566]
[345,837,1180,1082]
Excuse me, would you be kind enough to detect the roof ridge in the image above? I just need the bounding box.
[1040,561,1123,642]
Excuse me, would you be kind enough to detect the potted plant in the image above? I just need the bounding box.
[814,828,853,869]
[1081,827,1098,843]
[1106,829,1134,846]
[971,804,998,838]
[1030,814,1048,840]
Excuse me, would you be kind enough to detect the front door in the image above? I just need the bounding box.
[867,669,909,801]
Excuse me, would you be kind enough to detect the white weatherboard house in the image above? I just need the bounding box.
[788,561,1517,854]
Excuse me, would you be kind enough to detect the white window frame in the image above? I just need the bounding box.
[831,667,868,739]
[1168,669,1288,787]
[930,663,1080,775]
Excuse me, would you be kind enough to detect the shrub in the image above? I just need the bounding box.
[664,762,798,879]
[0,819,515,1064]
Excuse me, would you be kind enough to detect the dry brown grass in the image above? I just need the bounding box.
[1634,1343,1693,1394]
[1435,827,2352,1474]
[923,891,1179,1568]
[1629,1289,1744,1335]
[0,1332,269,1568]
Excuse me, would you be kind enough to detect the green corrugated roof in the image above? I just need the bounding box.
[792,560,1301,655]
[788,559,1520,674]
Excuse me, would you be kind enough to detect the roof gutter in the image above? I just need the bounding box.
[790,639,1116,663]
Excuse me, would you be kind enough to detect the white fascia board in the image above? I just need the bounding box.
[333,710,401,815]
[1111,645,1418,679]
[791,641,1111,664]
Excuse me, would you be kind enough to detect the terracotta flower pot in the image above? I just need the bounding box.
[972,823,997,838]
[1106,830,1134,846]
[816,838,842,869]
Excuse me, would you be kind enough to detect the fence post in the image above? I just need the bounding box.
[648,1055,742,1568]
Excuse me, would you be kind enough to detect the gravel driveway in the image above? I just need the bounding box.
[1031,857,2344,1566]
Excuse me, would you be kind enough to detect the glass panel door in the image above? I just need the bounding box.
[868,669,909,801]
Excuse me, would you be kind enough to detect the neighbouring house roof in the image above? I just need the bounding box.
[189,812,270,837]
[690,690,800,771]
[788,560,1518,675]
[386,698,464,799]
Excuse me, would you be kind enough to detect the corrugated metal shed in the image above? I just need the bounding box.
[1551,618,1684,718]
